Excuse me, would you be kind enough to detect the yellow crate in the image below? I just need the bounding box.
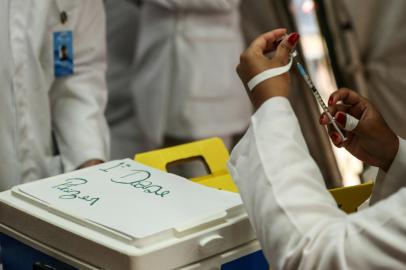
[135,137,238,193]
[329,182,374,213]
[135,137,373,214]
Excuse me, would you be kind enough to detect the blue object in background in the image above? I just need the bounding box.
[221,250,269,270]
[0,233,77,270]
[1,232,268,270]
[53,31,74,78]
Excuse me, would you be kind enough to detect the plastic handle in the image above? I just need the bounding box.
[135,137,230,176]
[198,234,224,255]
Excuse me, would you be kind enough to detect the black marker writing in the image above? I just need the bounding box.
[99,161,130,173]
[52,178,100,206]
[111,170,170,198]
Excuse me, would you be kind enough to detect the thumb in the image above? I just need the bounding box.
[335,112,360,132]
[274,32,300,64]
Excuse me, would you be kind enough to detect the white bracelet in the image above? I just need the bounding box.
[247,57,293,91]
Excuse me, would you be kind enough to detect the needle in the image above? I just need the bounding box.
[293,53,347,142]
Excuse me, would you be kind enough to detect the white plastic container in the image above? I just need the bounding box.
[0,186,267,270]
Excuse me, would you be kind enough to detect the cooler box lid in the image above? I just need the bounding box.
[0,159,256,269]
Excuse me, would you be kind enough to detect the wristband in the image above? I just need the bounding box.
[247,57,293,91]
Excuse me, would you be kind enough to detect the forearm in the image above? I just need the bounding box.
[228,97,406,269]
[51,72,110,171]
[50,0,109,171]
[228,97,343,266]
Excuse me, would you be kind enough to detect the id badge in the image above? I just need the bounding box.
[53,31,74,77]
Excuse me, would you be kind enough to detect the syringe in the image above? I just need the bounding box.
[294,56,347,141]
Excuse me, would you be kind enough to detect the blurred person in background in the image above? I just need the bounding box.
[0,0,109,192]
[104,0,145,159]
[132,0,252,156]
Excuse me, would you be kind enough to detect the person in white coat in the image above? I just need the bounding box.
[132,0,252,151]
[104,0,146,159]
[0,0,109,191]
[228,29,405,269]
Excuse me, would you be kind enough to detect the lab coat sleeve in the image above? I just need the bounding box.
[50,0,110,172]
[143,0,239,12]
[228,97,406,270]
[370,138,406,204]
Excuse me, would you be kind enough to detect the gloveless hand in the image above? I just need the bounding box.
[320,88,399,172]
[236,29,299,109]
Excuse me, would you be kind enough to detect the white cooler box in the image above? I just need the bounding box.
[0,159,269,270]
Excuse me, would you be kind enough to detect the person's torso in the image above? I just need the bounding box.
[0,0,82,191]
[133,1,251,143]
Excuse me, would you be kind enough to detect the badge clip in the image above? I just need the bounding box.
[60,11,68,24]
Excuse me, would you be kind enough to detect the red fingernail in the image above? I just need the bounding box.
[335,112,346,127]
[288,33,300,46]
[328,96,334,105]
[331,132,340,144]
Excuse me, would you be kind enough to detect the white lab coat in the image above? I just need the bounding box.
[0,0,109,191]
[132,0,251,148]
[105,0,146,159]
[228,97,406,269]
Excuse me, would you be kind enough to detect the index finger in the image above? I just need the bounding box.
[329,88,368,119]
[329,88,366,106]
[248,29,287,55]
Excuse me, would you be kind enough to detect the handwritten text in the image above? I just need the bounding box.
[52,178,100,206]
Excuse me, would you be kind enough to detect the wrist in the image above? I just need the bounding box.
[381,135,399,172]
[250,80,289,109]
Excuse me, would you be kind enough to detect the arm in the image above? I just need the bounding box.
[143,0,239,12]
[228,98,406,269]
[230,30,406,269]
[50,0,109,171]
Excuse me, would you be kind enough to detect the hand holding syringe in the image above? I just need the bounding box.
[246,32,350,143]
[242,30,398,171]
